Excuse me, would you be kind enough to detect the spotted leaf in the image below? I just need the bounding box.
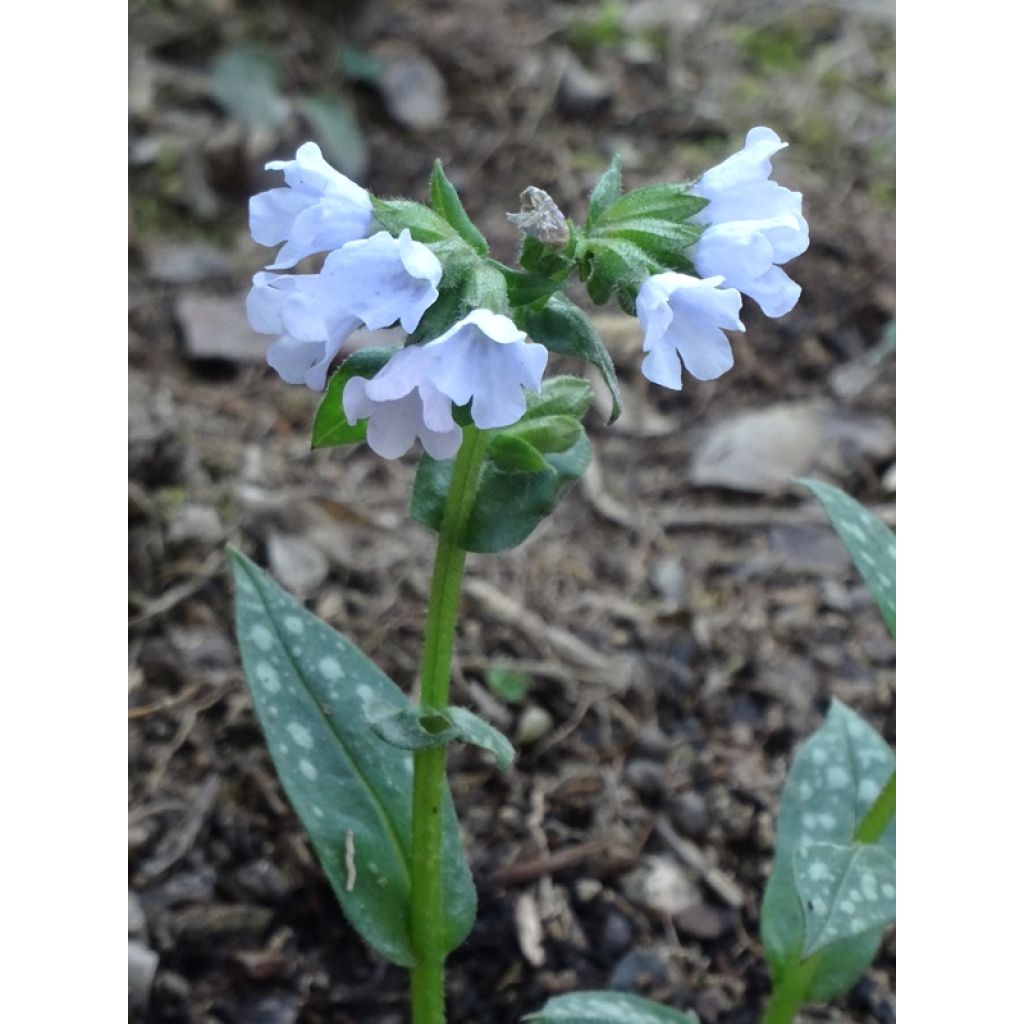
[799,479,895,636]
[523,991,699,1024]
[793,842,896,956]
[761,700,895,1002]
[229,547,476,967]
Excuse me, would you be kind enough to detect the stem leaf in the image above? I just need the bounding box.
[312,347,397,449]
[369,704,515,770]
[524,991,699,1023]
[229,548,477,967]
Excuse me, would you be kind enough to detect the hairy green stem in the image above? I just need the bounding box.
[761,769,896,1024]
[410,424,488,1024]
[854,770,895,844]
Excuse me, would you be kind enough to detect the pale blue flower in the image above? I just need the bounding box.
[249,142,374,270]
[424,310,548,429]
[693,127,809,318]
[343,346,462,460]
[246,230,442,391]
[637,272,745,390]
[246,271,359,391]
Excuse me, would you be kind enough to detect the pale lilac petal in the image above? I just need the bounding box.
[424,310,547,430]
[343,353,461,460]
[320,230,441,333]
[638,273,744,389]
[251,142,373,269]
[691,127,807,317]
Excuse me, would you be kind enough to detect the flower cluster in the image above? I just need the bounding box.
[247,144,546,456]
[246,129,806,456]
[634,127,808,391]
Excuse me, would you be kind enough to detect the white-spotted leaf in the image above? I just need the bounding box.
[368,704,516,770]
[762,700,894,1001]
[799,479,895,636]
[523,991,699,1024]
[229,548,476,967]
[794,841,896,956]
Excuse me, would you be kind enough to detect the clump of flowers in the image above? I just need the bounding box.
[232,133,893,1024]
[247,129,808,455]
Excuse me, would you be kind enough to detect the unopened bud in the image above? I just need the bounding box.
[506,186,569,249]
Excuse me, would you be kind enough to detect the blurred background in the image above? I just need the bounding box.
[128,1,895,1021]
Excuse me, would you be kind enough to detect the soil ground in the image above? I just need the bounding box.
[128,1,895,1021]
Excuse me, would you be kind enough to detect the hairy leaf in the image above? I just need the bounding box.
[371,197,457,245]
[298,94,368,179]
[312,347,397,449]
[521,295,621,421]
[229,549,477,966]
[586,155,623,228]
[430,160,489,255]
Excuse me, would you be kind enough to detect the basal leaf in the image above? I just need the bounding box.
[794,841,896,956]
[761,700,895,1002]
[524,991,699,1024]
[229,549,477,967]
[211,46,290,130]
[521,295,621,421]
[312,347,397,449]
[799,479,896,637]
[430,160,488,255]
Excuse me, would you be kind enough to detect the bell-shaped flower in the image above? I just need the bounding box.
[249,142,374,270]
[343,346,462,460]
[423,310,548,430]
[692,127,808,318]
[246,271,359,391]
[316,230,442,333]
[637,272,744,391]
[246,230,442,391]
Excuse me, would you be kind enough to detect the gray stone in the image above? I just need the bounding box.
[268,532,330,597]
[128,940,159,1011]
[176,291,267,363]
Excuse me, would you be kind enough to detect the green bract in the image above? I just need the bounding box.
[411,377,593,553]
[229,549,477,967]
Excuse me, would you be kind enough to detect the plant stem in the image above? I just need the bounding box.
[761,952,823,1024]
[409,424,488,1024]
[854,770,896,844]
[761,770,896,1024]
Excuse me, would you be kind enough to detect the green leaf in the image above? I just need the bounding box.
[501,414,584,455]
[297,94,368,180]
[520,233,575,278]
[799,479,896,637]
[229,549,477,967]
[586,155,623,228]
[430,160,489,255]
[489,262,561,308]
[489,434,549,473]
[522,375,594,421]
[371,197,457,245]
[312,347,397,449]
[524,991,699,1024]
[484,667,532,704]
[521,295,622,421]
[597,183,708,225]
[412,433,592,554]
[211,46,290,130]
[794,842,896,956]
[368,704,516,770]
[761,700,895,1002]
